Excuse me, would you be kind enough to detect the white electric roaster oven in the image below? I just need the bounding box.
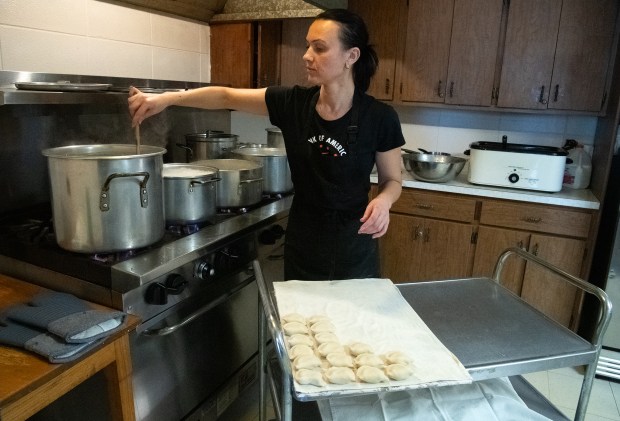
[468,140,568,192]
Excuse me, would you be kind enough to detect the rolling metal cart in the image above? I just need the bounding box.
[255,247,612,421]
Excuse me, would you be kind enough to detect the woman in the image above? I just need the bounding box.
[129,9,405,281]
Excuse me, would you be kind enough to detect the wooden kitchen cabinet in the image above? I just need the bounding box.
[211,21,281,88]
[380,189,477,283]
[497,0,617,112]
[472,199,591,328]
[280,18,313,87]
[348,0,404,100]
[399,0,503,106]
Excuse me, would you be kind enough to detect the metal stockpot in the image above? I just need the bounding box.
[230,147,293,194]
[194,159,263,208]
[266,127,284,148]
[179,132,238,161]
[163,164,220,224]
[42,144,166,253]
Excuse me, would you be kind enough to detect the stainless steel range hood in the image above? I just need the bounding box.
[114,0,346,23]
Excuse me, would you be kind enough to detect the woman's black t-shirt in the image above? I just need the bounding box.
[265,85,405,217]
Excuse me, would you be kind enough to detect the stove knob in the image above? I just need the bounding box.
[195,261,216,281]
[508,173,520,184]
[145,282,169,305]
[258,224,286,245]
[144,274,188,305]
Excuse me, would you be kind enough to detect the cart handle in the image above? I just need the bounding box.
[492,246,612,348]
[492,247,612,421]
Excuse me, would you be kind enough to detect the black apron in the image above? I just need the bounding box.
[284,90,380,281]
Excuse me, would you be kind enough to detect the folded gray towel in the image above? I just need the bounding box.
[6,292,127,343]
[0,317,101,363]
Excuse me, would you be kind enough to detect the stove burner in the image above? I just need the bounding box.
[91,249,138,263]
[166,220,214,235]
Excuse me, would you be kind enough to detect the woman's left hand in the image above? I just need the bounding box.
[358,196,391,238]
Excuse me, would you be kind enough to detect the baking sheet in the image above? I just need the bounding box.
[273,278,472,399]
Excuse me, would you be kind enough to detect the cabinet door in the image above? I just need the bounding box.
[548,0,617,111]
[416,218,475,282]
[348,0,402,100]
[256,21,282,88]
[211,23,254,88]
[380,214,474,283]
[280,18,313,87]
[520,234,586,328]
[401,0,454,103]
[380,214,424,283]
[497,0,562,109]
[472,226,529,295]
[444,0,503,106]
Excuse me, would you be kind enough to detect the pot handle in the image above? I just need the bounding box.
[176,143,194,159]
[100,172,150,211]
[188,177,221,192]
[238,177,263,185]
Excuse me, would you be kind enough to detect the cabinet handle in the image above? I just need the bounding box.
[522,216,542,224]
[415,203,434,210]
[531,243,539,256]
[449,81,454,98]
[385,78,390,94]
[414,225,424,240]
[553,84,559,102]
[538,85,547,104]
[438,80,444,98]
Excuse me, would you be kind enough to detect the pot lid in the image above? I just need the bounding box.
[470,141,567,156]
[194,158,262,171]
[163,163,218,179]
[232,147,286,157]
[185,132,237,142]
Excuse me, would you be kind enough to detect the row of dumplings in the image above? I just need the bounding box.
[281,313,414,387]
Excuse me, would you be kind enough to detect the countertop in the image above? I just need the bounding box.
[371,166,600,210]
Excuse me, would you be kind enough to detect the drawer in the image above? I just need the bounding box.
[391,189,477,223]
[480,200,592,238]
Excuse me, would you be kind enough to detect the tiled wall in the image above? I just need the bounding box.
[0,0,211,82]
[0,0,598,153]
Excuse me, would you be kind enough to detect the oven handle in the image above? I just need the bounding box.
[140,276,254,337]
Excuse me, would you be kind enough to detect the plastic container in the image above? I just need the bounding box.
[563,142,592,189]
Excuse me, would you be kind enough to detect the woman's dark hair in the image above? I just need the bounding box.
[315,8,378,92]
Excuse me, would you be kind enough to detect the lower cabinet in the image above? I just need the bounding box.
[472,226,586,328]
[380,187,593,329]
[380,214,475,283]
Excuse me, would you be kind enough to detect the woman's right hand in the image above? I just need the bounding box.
[128,86,169,127]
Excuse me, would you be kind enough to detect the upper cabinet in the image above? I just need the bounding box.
[211,21,282,88]
[348,0,404,100]
[497,0,618,112]
[400,0,503,106]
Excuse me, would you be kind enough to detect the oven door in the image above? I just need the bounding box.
[130,273,259,421]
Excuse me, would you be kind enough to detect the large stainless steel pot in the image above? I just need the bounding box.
[163,163,220,224]
[194,159,263,208]
[230,147,293,194]
[42,144,166,253]
[179,132,238,161]
[266,127,284,148]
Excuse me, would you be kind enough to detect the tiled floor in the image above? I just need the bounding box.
[219,353,620,421]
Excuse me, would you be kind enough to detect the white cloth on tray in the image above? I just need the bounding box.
[317,377,552,421]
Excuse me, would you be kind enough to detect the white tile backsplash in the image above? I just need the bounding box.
[87,1,151,44]
[152,47,200,82]
[151,14,201,52]
[87,38,152,78]
[0,0,88,35]
[0,26,90,74]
